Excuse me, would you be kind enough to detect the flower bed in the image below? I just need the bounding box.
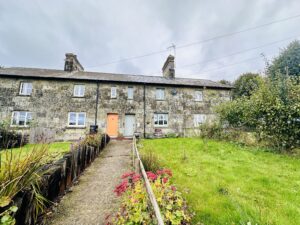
[107,169,192,225]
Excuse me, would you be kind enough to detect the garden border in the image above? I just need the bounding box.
[132,136,164,225]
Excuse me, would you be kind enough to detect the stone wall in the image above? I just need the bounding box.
[0,77,231,140]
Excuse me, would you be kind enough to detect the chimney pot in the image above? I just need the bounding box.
[162,55,175,79]
[64,53,84,72]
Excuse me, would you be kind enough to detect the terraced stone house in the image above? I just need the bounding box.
[0,54,232,141]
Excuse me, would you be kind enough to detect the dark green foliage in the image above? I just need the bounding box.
[217,75,300,150]
[219,79,232,85]
[0,122,27,150]
[232,73,262,99]
[268,40,300,78]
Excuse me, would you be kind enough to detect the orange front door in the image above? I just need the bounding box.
[107,114,119,137]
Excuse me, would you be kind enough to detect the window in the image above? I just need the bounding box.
[195,90,203,101]
[73,84,85,97]
[111,86,117,98]
[68,112,86,127]
[19,82,32,95]
[156,88,165,100]
[127,87,133,100]
[11,111,32,127]
[194,114,206,127]
[154,113,168,127]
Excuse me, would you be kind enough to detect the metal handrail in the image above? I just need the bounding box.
[132,136,164,225]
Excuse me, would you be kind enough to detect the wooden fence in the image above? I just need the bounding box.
[11,134,110,225]
[132,136,164,225]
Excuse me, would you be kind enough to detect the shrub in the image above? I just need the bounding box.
[141,151,161,172]
[0,145,50,224]
[216,75,300,150]
[77,133,103,148]
[0,122,28,150]
[108,169,192,225]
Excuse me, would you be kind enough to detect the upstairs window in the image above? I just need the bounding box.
[195,90,203,101]
[11,111,32,127]
[73,84,85,97]
[68,112,86,127]
[156,88,165,100]
[111,86,117,98]
[127,87,134,100]
[194,114,206,127]
[154,113,168,127]
[19,82,32,95]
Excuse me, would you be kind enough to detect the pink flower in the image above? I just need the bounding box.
[132,174,141,183]
[121,172,135,179]
[162,177,168,183]
[146,171,157,181]
[156,168,173,177]
[171,186,176,191]
[114,180,129,196]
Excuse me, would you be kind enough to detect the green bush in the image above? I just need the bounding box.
[216,75,300,150]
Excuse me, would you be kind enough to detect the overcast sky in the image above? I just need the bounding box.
[0,0,300,81]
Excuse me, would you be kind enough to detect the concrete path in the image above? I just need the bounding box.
[47,140,132,225]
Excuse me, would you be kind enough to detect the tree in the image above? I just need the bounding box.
[217,75,300,150]
[219,79,232,85]
[268,40,300,78]
[232,73,262,99]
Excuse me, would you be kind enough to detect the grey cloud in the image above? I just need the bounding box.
[0,0,299,81]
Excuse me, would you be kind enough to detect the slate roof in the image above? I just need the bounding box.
[0,67,232,89]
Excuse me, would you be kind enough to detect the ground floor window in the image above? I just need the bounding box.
[11,111,32,127]
[194,114,206,127]
[68,112,86,127]
[154,113,168,127]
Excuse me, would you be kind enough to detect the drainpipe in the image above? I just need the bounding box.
[143,84,146,138]
[95,82,100,126]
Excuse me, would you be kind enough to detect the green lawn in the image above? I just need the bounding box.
[0,142,71,163]
[140,138,300,225]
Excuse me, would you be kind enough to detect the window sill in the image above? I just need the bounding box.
[72,96,85,98]
[66,126,86,129]
[156,99,165,101]
[154,125,168,128]
[18,94,31,97]
[10,125,30,128]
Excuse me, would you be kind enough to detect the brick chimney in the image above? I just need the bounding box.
[162,55,175,79]
[64,53,84,72]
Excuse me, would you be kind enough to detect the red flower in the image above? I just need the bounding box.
[132,174,141,183]
[171,186,176,191]
[162,177,168,183]
[121,172,135,179]
[156,168,173,177]
[114,180,129,196]
[146,171,157,181]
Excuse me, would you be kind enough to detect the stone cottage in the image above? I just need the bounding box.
[0,54,232,141]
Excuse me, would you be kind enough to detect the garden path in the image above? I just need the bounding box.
[47,140,132,225]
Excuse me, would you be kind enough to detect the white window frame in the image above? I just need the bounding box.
[19,82,33,95]
[154,113,168,127]
[11,111,32,127]
[111,86,117,98]
[156,88,165,100]
[194,114,206,127]
[195,90,203,101]
[127,86,134,100]
[73,84,85,97]
[68,112,86,127]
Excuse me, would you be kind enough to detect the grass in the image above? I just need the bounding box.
[140,138,300,225]
[0,142,71,164]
